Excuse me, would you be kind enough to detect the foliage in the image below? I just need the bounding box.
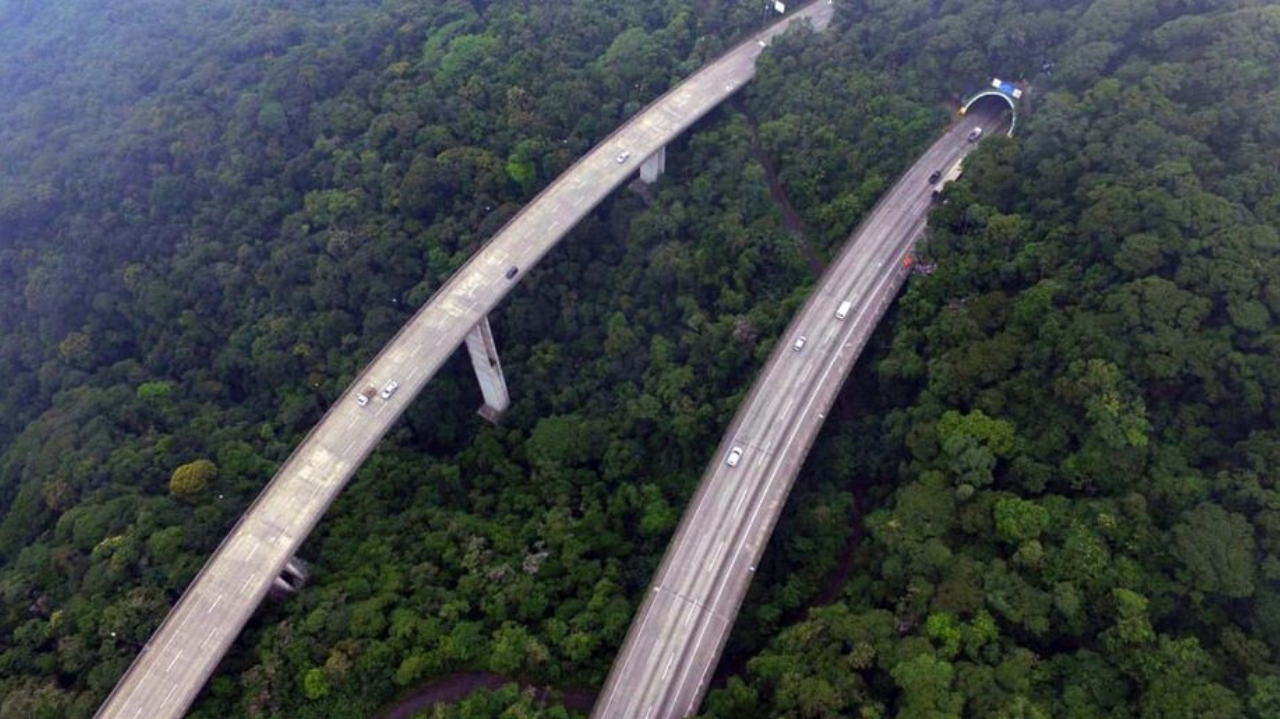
[0,0,1276,716]
[168,459,218,502]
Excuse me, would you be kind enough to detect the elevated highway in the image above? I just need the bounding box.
[593,105,1003,718]
[95,4,834,717]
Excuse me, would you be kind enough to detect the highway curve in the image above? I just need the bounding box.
[593,104,1003,719]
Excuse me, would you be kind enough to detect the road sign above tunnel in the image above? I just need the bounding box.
[991,77,1024,99]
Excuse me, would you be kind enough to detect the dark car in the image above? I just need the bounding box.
[928,169,943,184]
[505,266,518,279]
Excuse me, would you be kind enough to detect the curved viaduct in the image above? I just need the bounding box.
[593,102,1001,717]
[95,3,835,717]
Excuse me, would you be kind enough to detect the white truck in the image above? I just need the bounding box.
[836,300,852,320]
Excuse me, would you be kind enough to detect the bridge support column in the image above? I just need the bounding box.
[465,315,510,423]
[271,557,309,597]
[640,146,666,184]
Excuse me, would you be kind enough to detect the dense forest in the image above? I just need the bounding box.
[0,0,1276,717]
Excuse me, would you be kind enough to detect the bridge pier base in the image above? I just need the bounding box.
[640,146,666,184]
[271,557,309,597]
[465,315,510,423]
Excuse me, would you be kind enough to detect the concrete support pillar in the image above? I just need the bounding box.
[271,557,310,596]
[465,315,510,423]
[640,146,666,184]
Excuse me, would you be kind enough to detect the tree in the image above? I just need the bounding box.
[1104,588,1155,649]
[1171,502,1257,598]
[526,414,588,467]
[169,459,217,502]
[994,498,1050,544]
[302,667,329,700]
[891,654,962,718]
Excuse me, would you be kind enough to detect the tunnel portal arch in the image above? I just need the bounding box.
[961,90,1018,136]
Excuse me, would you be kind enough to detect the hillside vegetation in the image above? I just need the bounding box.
[706,0,1280,716]
[0,0,1276,716]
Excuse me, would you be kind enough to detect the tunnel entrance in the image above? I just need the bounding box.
[960,84,1020,136]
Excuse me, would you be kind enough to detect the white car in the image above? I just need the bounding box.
[967,127,983,142]
[379,380,399,400]
[356,385,376,406]
[726,446,744,467]
[616,150,630,164]
[793,336,807,351]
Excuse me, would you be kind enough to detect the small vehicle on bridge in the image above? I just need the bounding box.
[505,266,518,280]
[725,446,744,466]
[356,385,376,406]
[928,169,942,184]
[616,150,630,163]
[793,336,807,351]
[379,380,399,400]
[836,300,852,320]
[967,127,983,142]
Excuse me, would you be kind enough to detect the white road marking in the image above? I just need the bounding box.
[205,595,221,614]
[165,650,183,672]
[239,573,258,594]
[176,605,195,634]
[661,653,676,680]
[199,628,217,651]
[160,685,178,709]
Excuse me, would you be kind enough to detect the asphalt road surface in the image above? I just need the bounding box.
[592,105,1003,719]
[95,4,834,718]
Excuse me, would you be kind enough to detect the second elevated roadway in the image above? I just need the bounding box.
[593,104,1003,718]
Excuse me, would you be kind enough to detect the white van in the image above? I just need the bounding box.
[836,300,852,320]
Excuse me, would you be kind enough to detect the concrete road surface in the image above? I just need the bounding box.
[95,4,834,718]
[592,105,1003,719]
